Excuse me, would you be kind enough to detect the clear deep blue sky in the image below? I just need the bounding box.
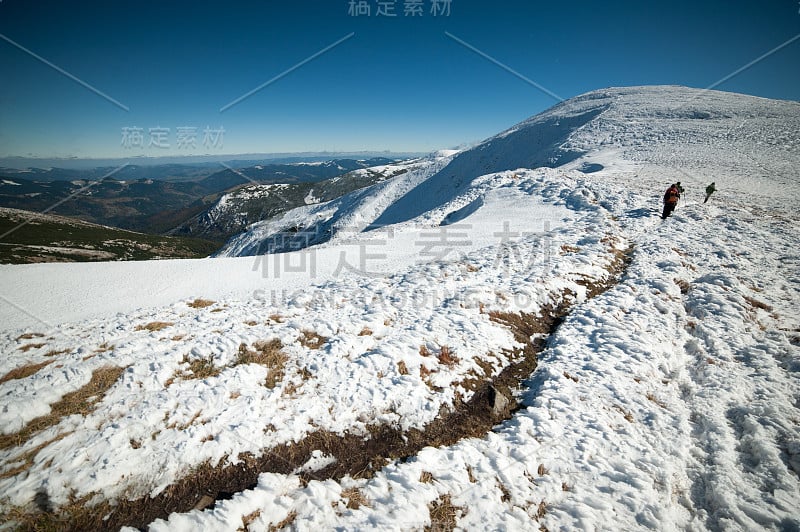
[1,0,798,159]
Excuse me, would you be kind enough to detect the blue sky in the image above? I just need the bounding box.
[1,0,798,159]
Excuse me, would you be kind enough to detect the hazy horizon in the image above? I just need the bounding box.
[2,0,798,159]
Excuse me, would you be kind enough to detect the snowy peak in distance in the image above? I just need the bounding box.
[372,85,800,227]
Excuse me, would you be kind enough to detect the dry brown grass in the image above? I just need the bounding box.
[358,327,373,336]
[0,365,125,451]
[244,320,258,326]
[167,411,203,431]
[268,510,297,531]
[0,433,72,480]
[298,330,327,350]
[44,348,71,357]
[187,358,222,380]
[3,491,113,531]
[19,343,46,352]
[563,371,579,383]
[437,345,458,367]
[744,296,773,312]
[241,509,261,529]
[187,298,215,309]
[135,321,174,332]
[426,494,461,532]
[497,479,512,503]
[0,359,54,384]
[613,404,634,423]
[419,345,432,357]
[16,332,45,341]
[560,244,580,254]
[537,463,549,476]
[646,392,668,409]
[674,278,691,295]
[397,360,409,375]
[236,340,288,388]
[466,465,477,483]
[534,500,547,520]
[341,487,369,510]
[420,470,434,483]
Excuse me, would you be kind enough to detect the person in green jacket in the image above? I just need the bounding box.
[704,182,716,203]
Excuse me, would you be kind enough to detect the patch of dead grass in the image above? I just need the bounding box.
[534,500,547,520]
[187,298,215,309]
[563,371,579,383]
[241,509,261,529]
[0,359,54,384]
[437,345,458,367]
[341,487,369,510]
[0,433,72,480]
[397,360,409,375]
[187,357,222,380]
[19,343,46,352]
[674,278,691,295]
[0,365,125,451]
[560,244,580,254]
[16,332,45,341]
[44,348,71,357]
[3,491,113,531]
[496,478,511,503]
[613,404,634,423]
[236,340,288,389]
[426,494,462,532]
[135,321,174,332]
[744,295,772,312]
[268,510,297,531]
[646,392,667,409]
[298,330,327,350]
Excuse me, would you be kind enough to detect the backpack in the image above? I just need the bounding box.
[665,186,680,204]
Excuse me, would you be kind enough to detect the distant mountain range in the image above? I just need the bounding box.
[0,158,401,241]
[170,158,432,242]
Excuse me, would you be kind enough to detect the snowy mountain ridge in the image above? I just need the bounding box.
[219,85,800,258]
[0,85,799,531]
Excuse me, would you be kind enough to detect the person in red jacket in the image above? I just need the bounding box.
[662,183,680,219]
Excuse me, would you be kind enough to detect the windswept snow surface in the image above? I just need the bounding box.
[1,86,799,530]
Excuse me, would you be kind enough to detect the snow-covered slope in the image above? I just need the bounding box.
[216,151,458,257]
[219,86,799,257]
[1,86,799,531]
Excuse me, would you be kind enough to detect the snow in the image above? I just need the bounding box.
[1,86,799,531]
